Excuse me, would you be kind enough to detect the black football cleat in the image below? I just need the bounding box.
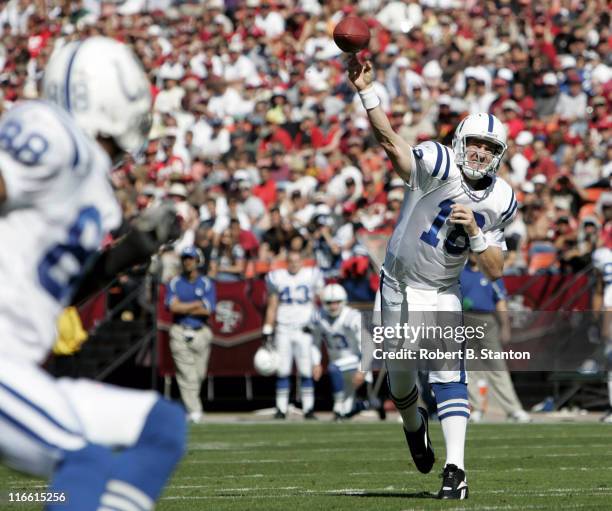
[402,407,435,474]
[274,409,286,420]
[438,464,469,500]
[304,409,318,420]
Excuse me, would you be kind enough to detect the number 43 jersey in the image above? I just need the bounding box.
[0,101,121,363]
[383,140,517,290]
[265,266,325,328]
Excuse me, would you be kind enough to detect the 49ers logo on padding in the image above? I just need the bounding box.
[214,300,244,334]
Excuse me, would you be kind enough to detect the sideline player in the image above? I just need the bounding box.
[0,37,185,510]
[263,250,324,419]
[310,284,366,420]
[348,56,516,499]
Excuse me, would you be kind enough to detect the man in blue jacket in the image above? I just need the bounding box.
[166,246,216,423]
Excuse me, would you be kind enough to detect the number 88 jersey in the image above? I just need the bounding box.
[383,140,517,290]
[0,101,121,363]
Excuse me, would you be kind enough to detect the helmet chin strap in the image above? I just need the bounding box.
[460,161,489,181]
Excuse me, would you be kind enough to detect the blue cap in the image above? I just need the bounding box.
[181,246,199,259]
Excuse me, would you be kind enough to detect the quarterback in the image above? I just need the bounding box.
[348,56,516,499]
[0,38,184,510]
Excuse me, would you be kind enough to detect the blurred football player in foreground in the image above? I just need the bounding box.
[0,37,185,510]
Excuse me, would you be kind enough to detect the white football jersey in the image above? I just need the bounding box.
[592,247,612,308]
[311,306,362,366]
[383,140,517,289]
[0,101,121,363]
[266,266,324,327]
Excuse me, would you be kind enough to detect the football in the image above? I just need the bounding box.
[333,16,370,53]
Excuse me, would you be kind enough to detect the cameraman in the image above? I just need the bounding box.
[309,214,341,279]
[551,172,587,217]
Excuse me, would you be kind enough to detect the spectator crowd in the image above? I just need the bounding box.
[1,0,610,294]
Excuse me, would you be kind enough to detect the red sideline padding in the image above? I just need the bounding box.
[158,280,267,377]
[157,274,592,378]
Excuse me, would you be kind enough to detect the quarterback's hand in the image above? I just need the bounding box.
[347,55,373,91]
[449,204,479,237]
[312,364,323,382]
[133,200,181,246]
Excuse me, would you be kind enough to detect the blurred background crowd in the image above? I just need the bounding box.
[1,0,610,295]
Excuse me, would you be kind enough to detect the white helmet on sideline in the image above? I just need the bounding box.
[321,283,347,317]
[43,37,152,155]
[253,347,279,376]
[452,113,507,180]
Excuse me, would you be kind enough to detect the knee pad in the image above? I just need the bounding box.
[431,382,469,420]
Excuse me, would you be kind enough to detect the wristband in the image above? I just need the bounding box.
[359,85,380,110]
[262,324,274,336]
[469,229,489,253]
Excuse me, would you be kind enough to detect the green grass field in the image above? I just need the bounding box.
[2,421,612,510]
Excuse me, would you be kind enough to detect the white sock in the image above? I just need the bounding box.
[276,389,289,414]
[333,392,344,415]
[302,386,314,413]
[440,415,468,470]
[342,395,355,416]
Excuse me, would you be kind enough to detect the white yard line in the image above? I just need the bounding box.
[187,443,611,454]
[9,466,612,490]
[160,486,612,500]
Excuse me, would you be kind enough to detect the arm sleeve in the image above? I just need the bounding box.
[484,227,508,250]
[486,188,518,249]
[410,140,454,188]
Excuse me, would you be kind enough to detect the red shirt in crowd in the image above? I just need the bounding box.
[506,118,526,139]
[253,179,277,208]
[294,125,325,150]
[258,125,293,153]
[238,229,260,257]
[528,156,558,180]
